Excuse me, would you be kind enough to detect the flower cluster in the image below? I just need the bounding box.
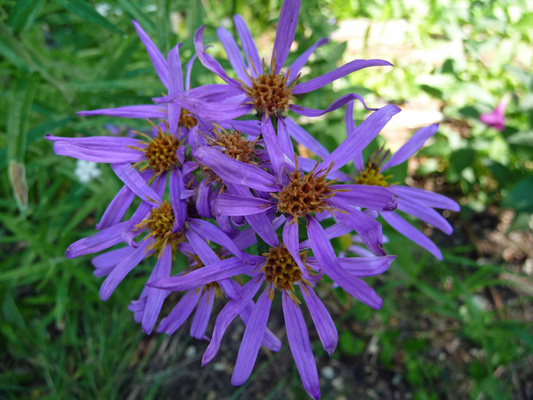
[47,1,458,398]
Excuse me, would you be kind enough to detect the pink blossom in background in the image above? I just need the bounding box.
[480,97,509,131]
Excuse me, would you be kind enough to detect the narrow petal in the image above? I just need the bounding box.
[46,135,142,163]
[170,169,187,231]
[232,289,272,386]
[213,193,275,216]
[189,218,255,264]
[233,14,261,73]
[319,104,401,172]
[186,84,243,102]
[245,213,280,248]
[194,26,242,88]
[168,95,252,122]
[99,239,152,301]
[307,216,383,309]
[185,53,198,91]
[202,276,264,365]
[277,116,295,160]
[336,255,396,277]
[285,118,329,158]
[77,105,167,119]
[190,289,215,340]
[111,163,162,204]
[167,44,184,94]
[301,285,337,356]
[288,37,329,83]
[283,221,308,274]
[272,0,301,74]
[389,186,460,212]
[185,230,219,264]
[157,290,202,334]
[142,245,172,334]
[330,203,385,256]
[66,221,129,258]
[282,291,321,400]
[192,146,279,192]
[397,200,453,235]
[380,211,442,259]
[195,179,213,218]
[290,93,376,120]
[217,27,250,84]
[345,100,364,171]
[293,59,392,94]
[299,222,352,249]
[261,116,285,180]
[218,119,262,137]
[96,185,135,230]
[382,124,439,171]
[91,246,132,271]
[133,20,169,89]
[148,257,251,291]
[332,184,397,211]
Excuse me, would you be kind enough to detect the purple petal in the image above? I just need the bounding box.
[66,221,129,258]
[298,157,350,181]
[345,101,364,171]
[332,184,397,211]
[185,53,197,91]
[193,146,278,192]
[239,299,281,352]
[167,45,183,136]
[390,186,460,212]
[186,84,243,102]
[142,245,172,334]
[111,163,162,204]
[282,221,309,274]
[185,230,219,264]
[77,105,167,119]
[218,119,262,137]
[336,255,396,277]
[148,257,250,291]
[165,95,252,122]
[396,200,453,235]
[202,276,264,365]
[189,218,255,264]
[272,0,301,74]
[157,290,202,334]
[288,37,329,83]
[301,285,337,356]
[261,116,285,180]
[277,116,296,160]
[213,193,275,216]
[96,185,135,230]
[380,211,442,260]
[194,26,242,88]
[91,246,134,277]
[190,288,215,340]
[285,118,329,158]
[293,59,392,95]
[232,289,272,385]
[382,124,438,171]
[99,239,153,301]
[195,179,213,218]
[133,20,169,89]
[282,290,320,400]
[290,92,376,119]
[307,216,383,309]
[217,27,250,84]
[170,169,187,231]
[330,203,385,256]
[299,222,352,249]
[319,104,401,173]
[233,15,261,74]
[46,135,142,163]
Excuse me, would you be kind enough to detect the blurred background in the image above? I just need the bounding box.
[1,0,532,398]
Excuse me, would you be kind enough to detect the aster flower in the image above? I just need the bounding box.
[193,104,401,257]
[154,0,392,162]
[149,229,395,399]
[316,101,460,259]
[77,21,261,146]
[479,96,508,131]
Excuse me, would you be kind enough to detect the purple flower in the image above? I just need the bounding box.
[322,102,460,259]
[480,97,508,131]
[149,233,394,399]
[154,0,392,161]
[193,104,401,256]
[77,21,261,147]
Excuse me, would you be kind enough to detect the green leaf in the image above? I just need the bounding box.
[117,0,156,33]
[52,0,124,34]
[8,161,28,212]
[7,0,47,34]
[502,176,533,212]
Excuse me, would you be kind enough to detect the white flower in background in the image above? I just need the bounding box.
[75,160,101,183]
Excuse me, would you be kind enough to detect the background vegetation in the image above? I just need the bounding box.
[1,0,532,398]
